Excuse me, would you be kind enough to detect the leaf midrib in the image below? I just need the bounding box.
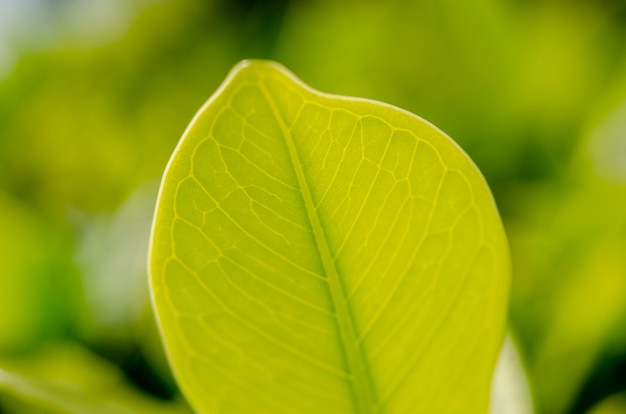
[259,82,377,414]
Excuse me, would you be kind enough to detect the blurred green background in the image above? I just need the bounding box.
[1,0,626,412]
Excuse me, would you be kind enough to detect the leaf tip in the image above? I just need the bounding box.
[229,59,296,82]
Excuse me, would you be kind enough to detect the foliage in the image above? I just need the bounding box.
[1,0,626,412]
[150,60,509,412]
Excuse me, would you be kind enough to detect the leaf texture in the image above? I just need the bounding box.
[149,60,509,414]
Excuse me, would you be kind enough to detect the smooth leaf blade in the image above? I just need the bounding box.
[150,60,509,413]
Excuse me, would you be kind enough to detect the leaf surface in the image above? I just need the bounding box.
[150,60,509,413]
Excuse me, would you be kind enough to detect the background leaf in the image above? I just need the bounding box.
[0,342,192,414]
[587,392,626,414]
[489,335,534,414]
[150,60,510,413]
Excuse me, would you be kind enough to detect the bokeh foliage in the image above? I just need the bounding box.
[1,0,626,412]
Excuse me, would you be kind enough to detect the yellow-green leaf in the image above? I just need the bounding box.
[0,343,191,414]
[149,60,509,413]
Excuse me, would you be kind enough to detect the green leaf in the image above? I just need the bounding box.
[588,392,626,414]
[0,343,192,414]
[0,192,79,354]
[149,60,509,413]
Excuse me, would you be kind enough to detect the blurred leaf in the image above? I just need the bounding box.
[72,182,179,393]
[0,343,192,414]
[587,392,626,414]
[507,105,626,413]
[274,0,620,184]
[489,335,534,414]
[0,0,241,212]
[150,60,509,413]
[75,182,158,331]
[588,93,626,184]
[532,238,626,414]
[0,192,80,354]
